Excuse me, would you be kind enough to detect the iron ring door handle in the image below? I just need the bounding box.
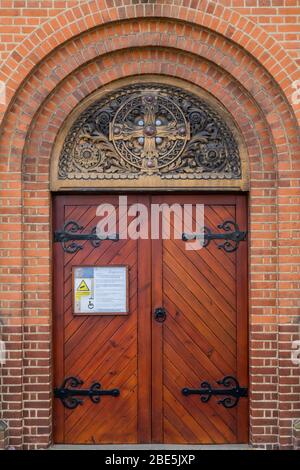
[154,307,167,323]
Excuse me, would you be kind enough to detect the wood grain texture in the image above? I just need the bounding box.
[151,194,248,444]
[53,195,144,444]
[53,194,248,444]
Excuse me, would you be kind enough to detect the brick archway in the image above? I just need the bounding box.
[0,0,299,122]
[0,8,299,450]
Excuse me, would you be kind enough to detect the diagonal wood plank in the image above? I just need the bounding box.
[163,295,236,371]
[163,260,236,343]
[164,241,236,325]
[163,274,236,355]
[164,352,237,441]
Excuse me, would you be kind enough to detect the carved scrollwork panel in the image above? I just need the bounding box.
[57,83,242,184]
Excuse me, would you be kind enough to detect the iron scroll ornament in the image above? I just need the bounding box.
[54,376,120,409]
[182,376,248,409]
[54,220,119,253]
[182,220,247,252]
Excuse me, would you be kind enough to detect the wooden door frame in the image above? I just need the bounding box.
[52,192,249,444]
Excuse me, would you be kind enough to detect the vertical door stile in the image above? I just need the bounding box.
[53,195,66,443]
[137,195,152,442]
[151,195,164,443]
[236,195,249,443]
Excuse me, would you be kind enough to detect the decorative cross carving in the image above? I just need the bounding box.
[58,83,242,182]
[109,93,190,173]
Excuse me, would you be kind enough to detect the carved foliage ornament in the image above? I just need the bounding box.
[58,84,241,181]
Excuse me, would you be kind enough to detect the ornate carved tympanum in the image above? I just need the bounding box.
[58,83,242,183]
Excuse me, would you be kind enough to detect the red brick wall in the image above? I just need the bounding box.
[0,0,299,449]
[0,1,299,64]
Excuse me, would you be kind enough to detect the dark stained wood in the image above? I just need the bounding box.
[53,193,248,444]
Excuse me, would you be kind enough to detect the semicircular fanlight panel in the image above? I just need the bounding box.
[57,83,244,186]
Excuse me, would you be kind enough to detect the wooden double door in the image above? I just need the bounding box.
[53,194,248,444]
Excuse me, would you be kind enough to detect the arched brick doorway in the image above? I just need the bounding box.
[0,2,299,449]
[50,76,249,444]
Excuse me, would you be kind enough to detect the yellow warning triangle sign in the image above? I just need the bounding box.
[77,280,90,292]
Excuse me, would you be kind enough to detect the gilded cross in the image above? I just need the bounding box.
[109,94,190,172]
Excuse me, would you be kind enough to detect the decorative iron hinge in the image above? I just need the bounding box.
[54,220,119,253]
[54,376,120,409]
[182,220,247,252]
[182,376,248,408]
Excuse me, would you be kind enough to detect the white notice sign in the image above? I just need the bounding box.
[73,266,128,315]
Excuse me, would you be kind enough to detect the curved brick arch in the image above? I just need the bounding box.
[2,20,297,181]
[0,9,299,451]
[0,0,299,124]
[18,50,279,449]
[24,50,273,179]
